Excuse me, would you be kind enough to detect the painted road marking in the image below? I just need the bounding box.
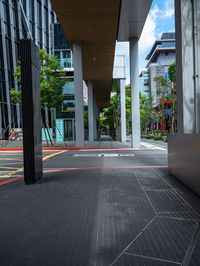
[44,165,168,173]
[79,148,135,152]
[0,158,23,161]
[141,142,167,151]
[73,153,135,158]
[0,162,23,165]
[0,150,66,180]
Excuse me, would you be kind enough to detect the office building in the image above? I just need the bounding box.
[146,32,176,105]
[0,0,58,138]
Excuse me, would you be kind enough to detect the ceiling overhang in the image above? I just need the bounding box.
[117,0,152,41]
[51,0,152,108]
[51,0,120,108]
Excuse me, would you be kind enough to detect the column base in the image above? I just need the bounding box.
[168,133,200,195]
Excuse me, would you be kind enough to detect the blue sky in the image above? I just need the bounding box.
[115,0,175,84]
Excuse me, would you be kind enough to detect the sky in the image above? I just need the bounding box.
[115,0,175,84]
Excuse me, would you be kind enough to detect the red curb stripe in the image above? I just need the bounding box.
[0,176,22,186]
[0,147,140,151]
[44,165,168,172]
[0,166,168,186]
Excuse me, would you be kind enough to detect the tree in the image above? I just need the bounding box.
[168,61,176,84]
[168,61,176,133]
[125,85,131,132]
[10,49,66,109]
[140,93,153,134]
[10,49,67,143]
[153,76,171,100]
[101,93,119,140]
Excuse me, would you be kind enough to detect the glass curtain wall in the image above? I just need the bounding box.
[0,0,56,139]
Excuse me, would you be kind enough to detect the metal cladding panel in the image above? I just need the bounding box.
[168,134,200,195]
[117,0,153,41]
[20,39,43,184]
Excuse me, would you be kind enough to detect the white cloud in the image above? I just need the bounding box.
[164,0,174,18]
[139,0,174,69]
[139,11,157,55]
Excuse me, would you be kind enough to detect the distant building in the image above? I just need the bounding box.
[146,32,176,105]
[138,69,150,99]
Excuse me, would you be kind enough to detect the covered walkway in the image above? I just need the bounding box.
[0,141,200,265]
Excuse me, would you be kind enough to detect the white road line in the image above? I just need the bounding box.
[73,153,135,158]
[141,142,167,151]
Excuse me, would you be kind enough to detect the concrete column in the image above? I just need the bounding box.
[96,105,100,140]
[0,103,2,137]
[73,42,84,146]
[196,0,200,132]
[93,93,98,140]
[88,81,94,142]
[120,79,126,142]
[130,39,140,147]
[175,0,196,133]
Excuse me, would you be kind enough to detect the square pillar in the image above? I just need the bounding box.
[120,79,126,142]
[130,39,141,147]
[175,0,195,133]
[21,39,43,184]
[88,81,94,142]
[93,93,97,140]
[73,41,84,146]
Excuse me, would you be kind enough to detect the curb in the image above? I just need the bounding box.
[0,147,134,151]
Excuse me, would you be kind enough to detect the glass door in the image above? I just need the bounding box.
[64,119,75,141]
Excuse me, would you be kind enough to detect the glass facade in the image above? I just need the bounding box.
[159,41,176,48]
[0,1,75,141]
[53,24,75,121]
[0,0,56,135]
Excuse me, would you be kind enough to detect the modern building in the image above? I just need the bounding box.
[138,69,150,99]
[0,0,57,139]
[52,23,75,142]
[146,32,176,105]
[1,0,153,149]
[0,1,79,143]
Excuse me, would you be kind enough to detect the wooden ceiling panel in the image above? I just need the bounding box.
[51,0,121,107]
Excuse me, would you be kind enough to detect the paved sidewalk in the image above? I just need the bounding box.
[0,142,200,265]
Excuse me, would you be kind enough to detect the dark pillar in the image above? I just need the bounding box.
[21,39,43,184]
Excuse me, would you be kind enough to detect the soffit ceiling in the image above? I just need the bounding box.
[51,0,120,108]
[51,0,152,108]
[118,0,152,41]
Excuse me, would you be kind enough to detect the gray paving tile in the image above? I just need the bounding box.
[126,217,197,263]
[0,151,200,266]
[188,231,200,266]
[113,254,180,266]
[146,189,200,220]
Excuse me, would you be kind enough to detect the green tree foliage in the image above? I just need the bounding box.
[100,85,153,137]
[153,63,177,133]
[168,61,176,133]
[168,61,176,83]
[153,76,171,99]
[125,85,131,132]
[101,93,119,139]
[10,49,66,108]
[140,93,153,134]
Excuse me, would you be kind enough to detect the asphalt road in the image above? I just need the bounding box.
[0,139,167,184]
